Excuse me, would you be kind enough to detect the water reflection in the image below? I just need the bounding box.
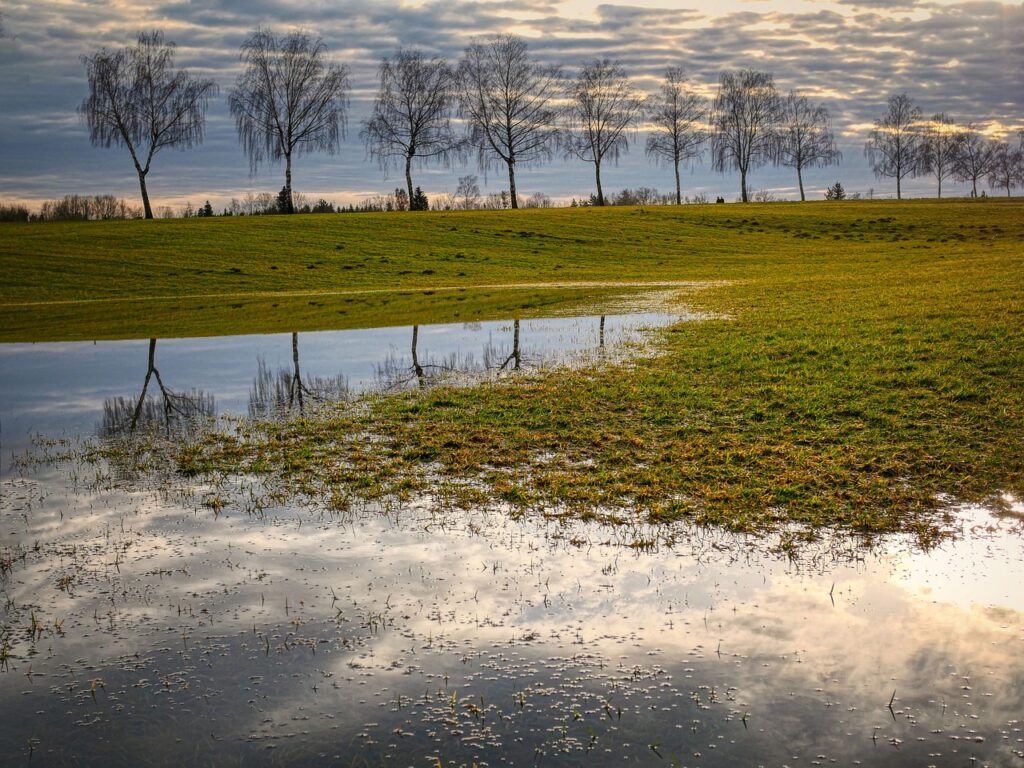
[1,311,668,470]
[3,304,1020,766]
[375,319,533,390]
[99,338,215,437]
[499,318,522,371]
[375,325,458,390]
[0,472,1021,766]
[248,333,350,417]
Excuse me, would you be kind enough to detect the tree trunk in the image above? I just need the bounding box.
[971,179,977,197]
[937,176,942,199]
[674,161,681,205]
[138,170,153,219]
[740,166,748,203]
[405,153,414,210]
[896,173,901,201]
[507,160,518,209]
[411,325,424,386]
[595,161,604,206]
[291,332,304,413]
[131,338,158,429]
[797,165,805,202]
[284,154,294,214]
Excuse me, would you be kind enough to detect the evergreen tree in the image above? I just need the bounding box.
[276,186,291,214]
[411,186,430,211]
[825,181,846,200]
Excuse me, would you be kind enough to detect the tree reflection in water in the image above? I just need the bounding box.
[103,316,609,430]
[375,321,536,390]
[248,332,349,416]
[100,338,215,437]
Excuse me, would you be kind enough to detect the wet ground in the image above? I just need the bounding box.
[1,307,1023,767]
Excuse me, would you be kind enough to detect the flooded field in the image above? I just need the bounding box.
[0,309,674,464]
[1,306,1023,766]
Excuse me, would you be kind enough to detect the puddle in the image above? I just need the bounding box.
[1,299,1022,766]
[0,308,679,472]
[1,474,1022,766]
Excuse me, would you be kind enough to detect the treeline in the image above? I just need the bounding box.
[4,181,717,222]
[0,195,143,222]
[47,30,1024,219]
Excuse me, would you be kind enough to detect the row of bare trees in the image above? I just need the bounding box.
[80,30,1022,218]
[865,94,1024,199]
[360,47,841,206]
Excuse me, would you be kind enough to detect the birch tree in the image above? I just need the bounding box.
[229,30,350,214]
[362,49,463,209]
[865,93,923,200]
[564,59,644,206]
[776,91,840,201]
[953,125,996,198]
[987,140,1022,196]
[644,67,707,205]
[458,35,561,209]
[80,32,216,219]
[920,113,964,198]
[710,69,781,203]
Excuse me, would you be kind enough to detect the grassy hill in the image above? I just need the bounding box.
[2,198,1020,340]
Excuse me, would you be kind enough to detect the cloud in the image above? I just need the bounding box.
[0,0,1020,206]
[836,0,916,8]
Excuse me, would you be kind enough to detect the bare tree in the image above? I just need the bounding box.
[645,67,707,205]
[564,59,644,207]
[954,124,997,198]
[710,69,781,203]
[987,140,1022,197]
[865,93,923,200]
[458,35,561,209]
[229,29,350,214]
[919,113,964,198]
[776,91,840,201]
[455,174,481,210]
[362,49,463,209]
[80,32,216,219]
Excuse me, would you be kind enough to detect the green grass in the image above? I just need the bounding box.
[3,198,1018,340]
[6,199,1023,541]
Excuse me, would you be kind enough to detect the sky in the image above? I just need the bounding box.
[0,0,1021,210]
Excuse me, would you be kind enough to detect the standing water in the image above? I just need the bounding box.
[1,308,1022,766]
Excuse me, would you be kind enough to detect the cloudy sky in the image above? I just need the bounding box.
[0,0,1021,209]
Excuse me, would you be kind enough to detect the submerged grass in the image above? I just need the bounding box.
[10,200,1024,540]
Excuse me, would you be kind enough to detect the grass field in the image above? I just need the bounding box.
[5,199,1023,541]
[3,198,1019,340]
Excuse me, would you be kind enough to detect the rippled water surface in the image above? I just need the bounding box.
[1,308,1022,767]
